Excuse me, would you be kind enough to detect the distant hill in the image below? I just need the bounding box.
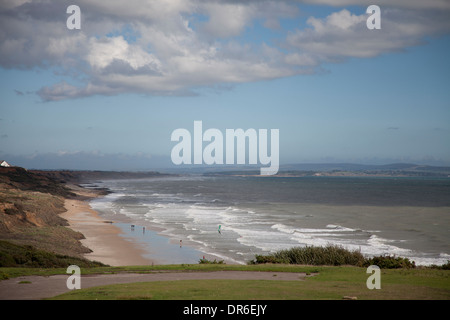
[201,163,450,177]
[280,163,450,173]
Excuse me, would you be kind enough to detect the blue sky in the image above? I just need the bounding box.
[0,1,449,170]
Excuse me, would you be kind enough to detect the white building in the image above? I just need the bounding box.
[0,160,11,167]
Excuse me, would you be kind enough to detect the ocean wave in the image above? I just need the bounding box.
[88,177,449,266]
[271,223,356,234]
[440,252,450,259]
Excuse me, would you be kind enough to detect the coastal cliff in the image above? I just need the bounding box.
[0,167,101,267]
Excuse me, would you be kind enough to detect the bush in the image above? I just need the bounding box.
[252,255,287,264]
[0,240,105,268]
[363,255,416,269]
[250,245,366,266]
[198,258,225,264]
[250,245,431,269]
[0,271,9,281]
[433,260,450,270]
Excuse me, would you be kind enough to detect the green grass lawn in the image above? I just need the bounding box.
[32,265,449,300]
[2,264,449,300]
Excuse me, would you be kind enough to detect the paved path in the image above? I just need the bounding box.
[0,271,308,300]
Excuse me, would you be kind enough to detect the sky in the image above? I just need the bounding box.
[0,0,449,171]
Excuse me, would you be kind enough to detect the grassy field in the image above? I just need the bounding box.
[2,264,446,300]
[0,263,320,279]
[50,267,450,300]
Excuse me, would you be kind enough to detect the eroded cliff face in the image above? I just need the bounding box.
[0,191,66,229]
[0,167,91,259]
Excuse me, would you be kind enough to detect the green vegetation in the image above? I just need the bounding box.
[250,245,424,269]
[0,262,320,279]
[250,245,366,266]
[48,266,450,300]
[0,240,105,268]
[363,255,416,269]
[1,261,448,300]
[0,167,75,198]
[430,261,450,270]
[198,257,225,264]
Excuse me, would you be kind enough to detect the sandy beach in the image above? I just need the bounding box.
[60,190,154,266]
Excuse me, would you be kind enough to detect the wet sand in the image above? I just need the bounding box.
[60,195,154,266]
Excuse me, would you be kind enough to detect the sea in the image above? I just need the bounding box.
[86,175,450,266]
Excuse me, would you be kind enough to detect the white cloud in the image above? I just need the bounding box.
[300,0,450,10]
[287,8,450,59]
[86,36,162,72]
[284,53,318,67]
[200,2,251,38]
[0,0,449,101]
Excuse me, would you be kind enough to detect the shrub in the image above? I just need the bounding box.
[198,258,225,264]
[0,240,105,268]
[0,271,9,281]
[363,255,416,269]
[432,260,450,270]
[250,245,366,266]
[251,255,287,264]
